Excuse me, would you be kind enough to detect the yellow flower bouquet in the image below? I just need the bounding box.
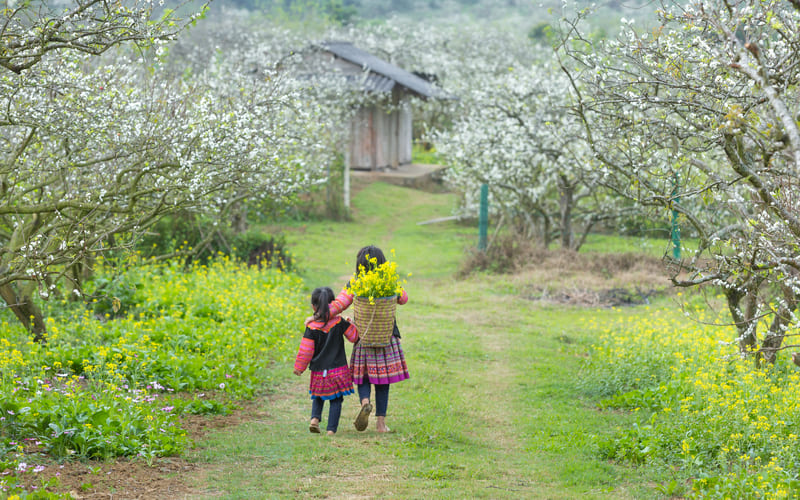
[346,256,404,303]
[346,254,406,348]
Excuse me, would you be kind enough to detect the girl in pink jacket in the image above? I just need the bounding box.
[293,286,359,435]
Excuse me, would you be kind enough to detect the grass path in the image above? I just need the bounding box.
[182,182,661,499]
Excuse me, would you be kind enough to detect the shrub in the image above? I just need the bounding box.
[459,232,537,275]
[136,214,293,270]
[86,274,142,319]
[234,231,294,271]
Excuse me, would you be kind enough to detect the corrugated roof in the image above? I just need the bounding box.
[317,40,447,99]
[355,73,396,93]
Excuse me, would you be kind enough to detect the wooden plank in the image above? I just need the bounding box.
[417,215,464,225]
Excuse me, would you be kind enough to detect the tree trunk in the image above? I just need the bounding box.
[573,215,598,253]
[558,175,574,249]
[0,283,47,343]
[724,287,758,355]
[758,286,798,365]
[231,200,248,234]
[541,213,552,249]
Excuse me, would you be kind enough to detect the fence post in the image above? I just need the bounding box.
[343,137,351,212]
[479,183,488,251]
[671,173,681,260]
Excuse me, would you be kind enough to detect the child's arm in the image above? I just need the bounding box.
[304,287,354,326]
[342,318,359,344]
[397,289,408,305]
[327,287,354,316]
[293,330,315,375]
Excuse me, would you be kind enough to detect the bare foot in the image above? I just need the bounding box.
[327,430,335,436]
[376,416,390,433]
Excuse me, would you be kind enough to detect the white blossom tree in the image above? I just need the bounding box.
[432,58,619,249]
[318,19,635,249]
[0,3,337,341]
[557,0,800,362]
[0,0,206,74]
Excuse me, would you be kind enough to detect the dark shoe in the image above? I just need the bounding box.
[309,421,321,433]
[354,403,372,431]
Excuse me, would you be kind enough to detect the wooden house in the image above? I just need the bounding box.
[314,41,448,171]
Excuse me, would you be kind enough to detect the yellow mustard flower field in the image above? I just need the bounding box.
[0,255,304,497]
[583,299,800,499]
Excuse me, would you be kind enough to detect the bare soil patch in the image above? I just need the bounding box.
[527,286,660,307]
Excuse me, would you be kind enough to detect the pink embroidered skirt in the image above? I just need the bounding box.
[308,365,354,400]
[350,336,410,385]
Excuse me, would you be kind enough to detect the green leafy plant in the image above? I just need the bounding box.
[0,254,305,466]
[581,304,800,497]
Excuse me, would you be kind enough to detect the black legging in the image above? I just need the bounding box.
[311,396,343,432]
[358,383,390,416]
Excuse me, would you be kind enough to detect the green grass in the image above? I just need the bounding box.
[186,181,673,499]
[279,181,470,287]
[580,232,698,259]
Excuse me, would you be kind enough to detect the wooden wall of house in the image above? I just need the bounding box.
[349,106,374,170]
[349,101,414,170]
[374,104,391,168]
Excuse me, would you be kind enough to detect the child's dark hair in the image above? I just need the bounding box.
[311,286,335,323]
[355,245,386,276]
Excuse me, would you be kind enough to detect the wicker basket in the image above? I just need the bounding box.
[353,295,397,348]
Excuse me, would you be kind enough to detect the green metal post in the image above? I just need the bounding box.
[479,184,488,251]
[671,173,681,260]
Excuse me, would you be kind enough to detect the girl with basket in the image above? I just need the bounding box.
[311,245,409,433]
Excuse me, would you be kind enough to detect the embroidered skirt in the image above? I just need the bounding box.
[350,335,410,385]
[309,365,354,400]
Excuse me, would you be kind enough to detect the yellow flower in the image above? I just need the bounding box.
[346,256,406,300]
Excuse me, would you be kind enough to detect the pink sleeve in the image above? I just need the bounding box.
[343,321,359,343]
[397,289,408,305]
[328,288,354,316]
[294,337,315,373]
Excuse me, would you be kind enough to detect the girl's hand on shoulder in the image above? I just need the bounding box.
[304,315,314,326]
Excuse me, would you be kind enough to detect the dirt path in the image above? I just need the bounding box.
[183,360,409,498]
[176,279,538,498]
[473,334,531,492]
[451,293,537,496]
